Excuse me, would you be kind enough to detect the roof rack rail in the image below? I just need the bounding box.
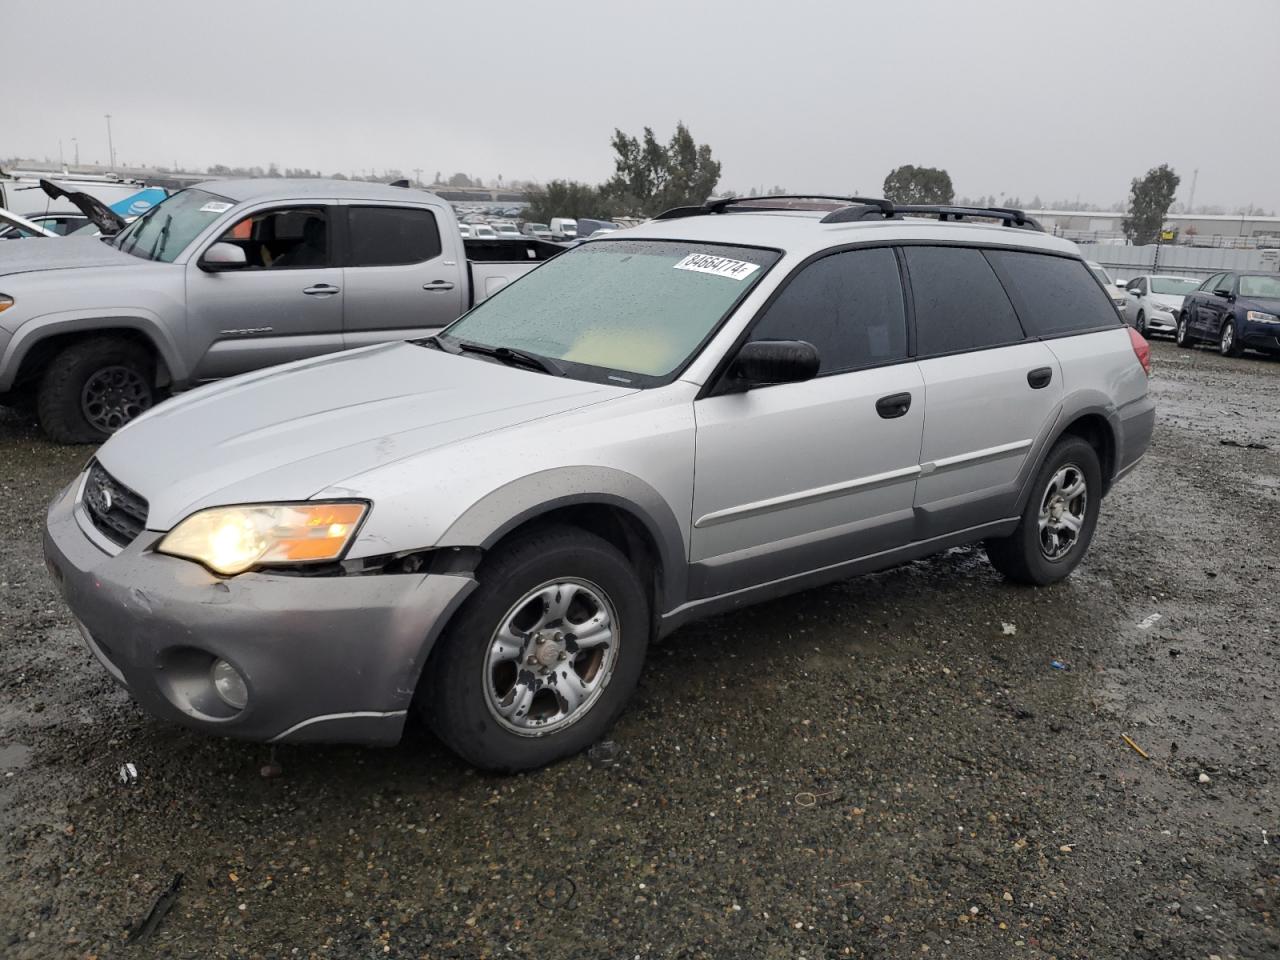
[652,194,894,221]
[820,201,1042,231]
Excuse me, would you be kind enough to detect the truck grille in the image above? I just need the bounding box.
[81,461,148,547]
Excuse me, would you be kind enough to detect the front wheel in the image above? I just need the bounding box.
[1135,310,1147,336]
[1219,319,1242,357]
[420,525,650,772]
[985,436,1102,586]
[1175,313,1194,348]
[36,337,155,444]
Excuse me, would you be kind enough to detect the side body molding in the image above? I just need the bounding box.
[436,466,690,620]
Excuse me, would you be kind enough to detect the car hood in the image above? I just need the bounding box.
[1241,295,1280,313]
[97,341,632,529]
[0,235,142,277]
[1149,294,1185,311]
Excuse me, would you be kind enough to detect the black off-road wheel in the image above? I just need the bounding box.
[985,436,1103,586]
[420,525,650,772]
[36,337,155,444]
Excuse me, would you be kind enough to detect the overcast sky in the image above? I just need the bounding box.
[8,0,1278,209]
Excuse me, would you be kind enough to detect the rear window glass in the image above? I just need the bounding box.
[986,251,1120,336]
[904,247,1024,355]
[348,206,442,267]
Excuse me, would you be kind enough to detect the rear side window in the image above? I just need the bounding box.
[750,247,908,374]
[347,206,442,267]
[904,247,1024,355]
[986,251,1120,336]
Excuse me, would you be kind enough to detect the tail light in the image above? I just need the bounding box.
[1127,327,1151,376]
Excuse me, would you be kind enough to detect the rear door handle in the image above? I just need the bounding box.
[423,281,456,291]
[1027,367,1053,389]
[303,284,340,296]
[875,392,913,419]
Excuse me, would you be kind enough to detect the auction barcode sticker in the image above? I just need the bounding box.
[673,253,760,280]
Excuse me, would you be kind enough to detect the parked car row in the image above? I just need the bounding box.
[1173,271,1280,357]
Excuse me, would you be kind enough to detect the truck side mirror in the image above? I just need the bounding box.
[199,242,249,272]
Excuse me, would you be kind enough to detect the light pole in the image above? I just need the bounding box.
[72,137,79,167]
[413,167,423,187]
[104,114,116,171]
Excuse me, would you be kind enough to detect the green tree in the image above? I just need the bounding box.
[882,165,954,205]
[601,122,721,217]
[523,180,605,223]
[447,172,475,188]
[1122,164,1180,245]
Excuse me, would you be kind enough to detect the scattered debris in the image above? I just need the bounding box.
[118,762,138,785]
[1219,439,1269,450]
[1001,622,1017,636]
[1050,660,1069,671]
[587,740,620,767]
[1137,613,1163,630]
[1058,844,1073,853]
[260,745,283,779]
[1198,772,1211,784]
[1121,734,1150,760]
[794,789,840,808]
[536,876,577,910]
[126,872,184,944]
[1263,830,1270,846]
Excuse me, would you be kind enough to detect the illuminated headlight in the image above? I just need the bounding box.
[0,294,13,314]
[211,658,249,709]
[1246,310,1280,324]
[157,501,367,575]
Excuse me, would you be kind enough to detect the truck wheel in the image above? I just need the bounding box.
[420,525,649,772]
[984,436,1102,586]
[36,337,155,444]
[1219,319,1242,358]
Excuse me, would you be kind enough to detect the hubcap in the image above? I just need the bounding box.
[1038,464,1087,561]
[482,578,619,736]
[1222,324,1233,353]
[81,366,151,434]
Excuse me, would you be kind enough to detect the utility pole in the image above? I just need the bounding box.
[104,114,116,171]
[1187,168,1198,214]
[59,140,65,169]
[413,167,423,186]
[72,138,79,167]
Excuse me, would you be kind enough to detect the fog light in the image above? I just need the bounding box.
[210,658,248,710]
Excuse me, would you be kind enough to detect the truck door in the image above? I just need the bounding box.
[340,203,466,349]
[185,204,345,380]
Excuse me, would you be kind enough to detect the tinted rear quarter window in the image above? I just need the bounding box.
[348,206,442,267]
[750,247,907,374]
[904,246,1024,355]
[985,250,1120,336]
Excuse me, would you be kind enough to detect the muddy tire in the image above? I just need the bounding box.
[36,337,155,444]
[420,525,649,772]
[1175,313,1194,348]
[985,436,1102,586]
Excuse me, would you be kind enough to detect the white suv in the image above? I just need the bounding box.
[44,197,1155,771]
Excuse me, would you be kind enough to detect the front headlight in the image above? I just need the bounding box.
[1246,310,1280,324]
[157,501,367,575]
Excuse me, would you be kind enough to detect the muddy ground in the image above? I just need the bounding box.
[0,339,1277,959]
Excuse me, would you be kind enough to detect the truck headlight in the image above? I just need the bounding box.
[1246,310,1279,324]
[157,501,367,575]
[0,295,13,314]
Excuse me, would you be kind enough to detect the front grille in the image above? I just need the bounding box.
[81,460,148,547]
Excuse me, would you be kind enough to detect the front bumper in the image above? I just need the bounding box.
[1145,310,1177,333]
[43,479,476,744]
[1240,324,1280,352]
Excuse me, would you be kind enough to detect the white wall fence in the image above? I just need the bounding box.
[1076,243,1280,280]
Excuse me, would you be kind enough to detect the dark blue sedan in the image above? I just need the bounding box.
[1176,271,1280,357]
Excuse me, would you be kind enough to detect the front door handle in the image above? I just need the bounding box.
[423,281,456,291]
[303,283,340,296]
[875,392,913,419]
[1027,367,1053,389]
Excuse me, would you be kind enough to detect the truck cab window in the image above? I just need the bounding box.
[216,207,329,268]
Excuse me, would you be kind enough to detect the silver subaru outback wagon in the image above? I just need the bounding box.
[44,197,1155,771]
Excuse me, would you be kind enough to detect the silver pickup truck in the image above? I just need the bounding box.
[0,179,560,441]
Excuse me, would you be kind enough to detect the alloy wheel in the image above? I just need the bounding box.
[80,365,152,434]
[1038,464,1087,561]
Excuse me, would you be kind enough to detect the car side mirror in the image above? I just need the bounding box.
[1213,288,1232,299]
[199,241,248,272]
[727,340,820,389]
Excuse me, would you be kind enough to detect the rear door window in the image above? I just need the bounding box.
[903,246,1024,355]
[749,247,908,374]
[347,206,442,267]
[985,250,1121,336]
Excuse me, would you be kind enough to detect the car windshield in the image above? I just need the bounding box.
[1239,275,1280,298]
[109,188,233,262]
[1150,277,1200,295]
[1089,264,1112,286]
[440,239,781,386]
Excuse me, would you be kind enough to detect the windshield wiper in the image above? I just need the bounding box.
[454,340,564,376]
[148,214,173,261]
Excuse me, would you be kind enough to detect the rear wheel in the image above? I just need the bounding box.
[420,525,650,772]
[1219,319,1242,357]
[1175,313,1194,348]
[985,436,1102,586]
[36,337,155,444]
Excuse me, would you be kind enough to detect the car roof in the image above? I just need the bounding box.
[614,209,1081,259]
[192,178,437,203]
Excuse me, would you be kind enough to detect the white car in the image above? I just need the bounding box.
[458,224,473,238]
[1087,261,1128,315]
[491,221,521,239]
[470,224,498,239]
[1122,275,1201,337]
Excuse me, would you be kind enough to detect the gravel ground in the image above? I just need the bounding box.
[1,339,1277,959]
